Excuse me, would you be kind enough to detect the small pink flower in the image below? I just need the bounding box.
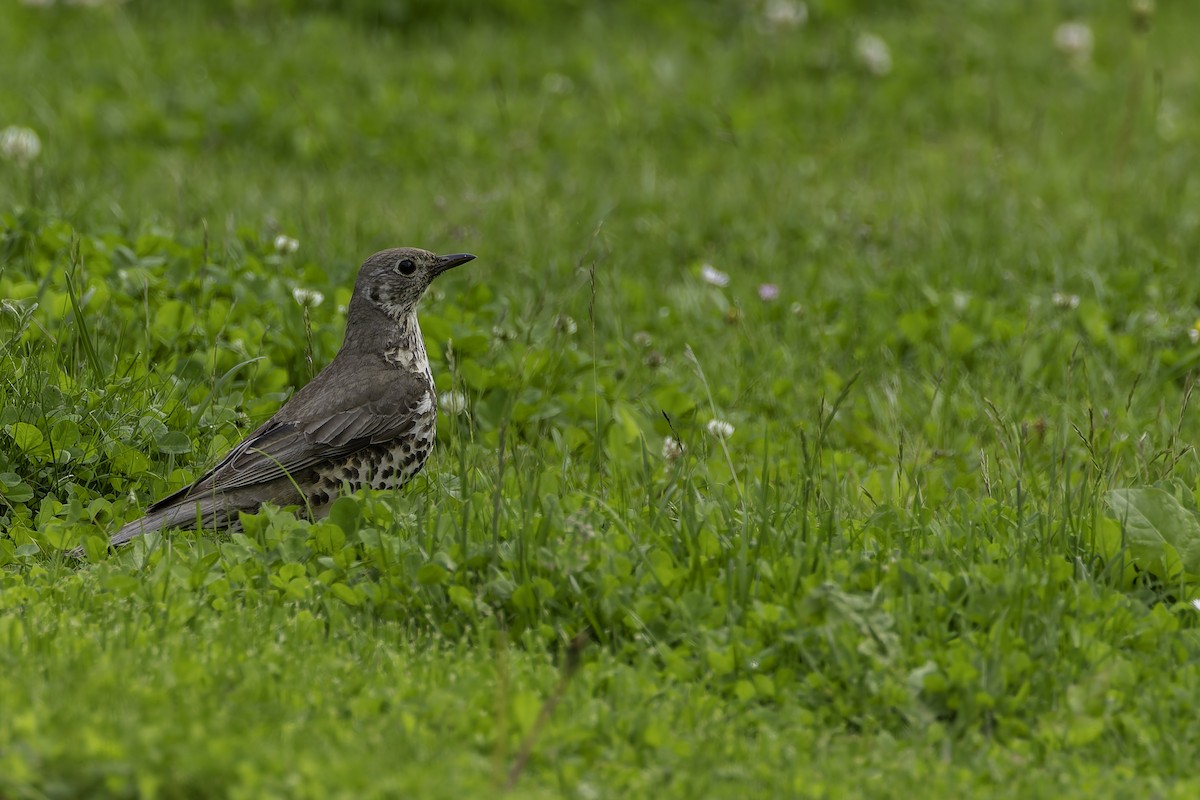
[758,283,779,301]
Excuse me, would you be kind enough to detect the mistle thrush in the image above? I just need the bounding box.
[94,247,474,552]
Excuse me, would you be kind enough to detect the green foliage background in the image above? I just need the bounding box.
[3,0,1200,796]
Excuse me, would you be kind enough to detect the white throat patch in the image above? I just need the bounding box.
[383,313,431,377]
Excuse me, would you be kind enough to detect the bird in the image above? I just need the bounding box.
[78,247,475,555]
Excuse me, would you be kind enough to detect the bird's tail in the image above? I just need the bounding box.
[107,500,206,548]
[68,496,225,558]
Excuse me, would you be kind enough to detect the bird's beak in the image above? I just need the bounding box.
[434,253,476,274]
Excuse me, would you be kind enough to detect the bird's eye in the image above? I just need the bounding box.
[397,258,417,275]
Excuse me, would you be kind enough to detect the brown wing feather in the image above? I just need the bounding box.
[150,361,431,510]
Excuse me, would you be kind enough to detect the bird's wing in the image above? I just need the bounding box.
[148,367,432,510]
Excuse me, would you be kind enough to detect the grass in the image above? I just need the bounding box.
[3,0,1200,796]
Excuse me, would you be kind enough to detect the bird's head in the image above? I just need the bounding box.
[352,247,475,320]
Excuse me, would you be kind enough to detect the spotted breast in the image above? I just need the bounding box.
[304,386,437,514]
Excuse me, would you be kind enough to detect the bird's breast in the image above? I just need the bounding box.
[382,338,430,375]
[306,400,438,513]
[381,316,431,377]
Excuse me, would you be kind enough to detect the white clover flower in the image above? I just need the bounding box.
[855,33,893,77]
[1051,292,1080,310]
[706,419,735,440]
[758,283,780,302]
[0,126,42,164]
[1157,102,1180,142]
[555,314,577,335]
[763,0,807,30]
[1189,323,1200,345]
[1192,598,1200,612]
[542,73,574,94]
[274,234,300,254]
[700,264,730,287]
[440,391,468,415]
[291,287,324,308]
[1054,22,1094,63]
[662,436,685,460]
[632,331,653,348]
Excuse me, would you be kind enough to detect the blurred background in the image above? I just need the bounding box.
[6,1,1194,282]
